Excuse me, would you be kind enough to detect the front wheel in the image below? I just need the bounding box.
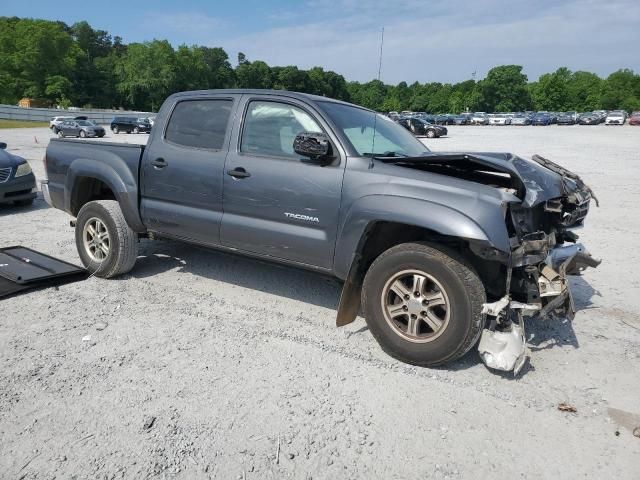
[133,127,140,134]
[75,200,138,278]
[79,130,87,138]
[362,243,485,367]
[58,130,64,138]
[113,126,119,134]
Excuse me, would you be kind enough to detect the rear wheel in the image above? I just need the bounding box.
[133,127,140,134]
[362,242,485,367]
[426,129,436,138]
[113,126,119,134]
[75,200,138,278]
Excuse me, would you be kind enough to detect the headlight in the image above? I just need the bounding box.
[15,162,32,177]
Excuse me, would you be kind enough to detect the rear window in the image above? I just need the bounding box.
[165,99,233,150]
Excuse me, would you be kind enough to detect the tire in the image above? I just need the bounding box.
[75,200,138,278]
[58,130,64,138]
[79,130,86,138]
[14,198,34,207]
[133,127,140,134]
[426,129,436,138]
[113,126,119,134]
[362,242,485,367]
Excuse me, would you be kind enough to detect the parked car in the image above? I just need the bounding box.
[0,141,37,206]
[510,114,531,126]
[110,116,152,134]
[397,117,447,138]
[58,119,106,138]
[488,114,511,126]
[605,112,626,125]
[471,112,489,125]
[578,113,600,125]
[434,114,455,125]
[452,114,471,125]
[532,113,552,126]
[629,112,640,125]
[49,116,75,133]
[41,89,599,374]
[556,112,576,125]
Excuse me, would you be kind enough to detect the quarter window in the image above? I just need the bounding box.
[240,101,323,158]
[165,99,233,150]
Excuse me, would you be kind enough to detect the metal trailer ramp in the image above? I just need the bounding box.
[0,246,87,299]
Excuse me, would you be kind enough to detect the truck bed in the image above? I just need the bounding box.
[44,138,145,227]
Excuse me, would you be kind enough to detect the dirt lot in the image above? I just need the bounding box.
[1,125,639,479]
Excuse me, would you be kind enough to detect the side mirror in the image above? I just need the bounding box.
[293,132,334,165]
[0,142,6,150]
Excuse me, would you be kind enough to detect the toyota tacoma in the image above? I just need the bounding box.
[41,89,600,373]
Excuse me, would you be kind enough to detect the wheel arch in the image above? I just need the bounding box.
[65,158,146,232]
[334,196,509,327]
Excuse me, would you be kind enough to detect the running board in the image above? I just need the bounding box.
[0,246,87,299]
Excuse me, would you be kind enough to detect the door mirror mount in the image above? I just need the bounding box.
[294,132,334,166]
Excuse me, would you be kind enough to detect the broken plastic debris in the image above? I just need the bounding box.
[478,323,528,374]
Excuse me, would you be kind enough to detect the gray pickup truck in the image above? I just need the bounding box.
[42,89,600,373]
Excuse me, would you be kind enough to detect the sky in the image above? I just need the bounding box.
[4,0,640,84]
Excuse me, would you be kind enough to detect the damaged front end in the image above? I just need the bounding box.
[478,155,601,374]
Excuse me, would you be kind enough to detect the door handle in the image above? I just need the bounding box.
[227,167,251,179]
[151,158,167,168]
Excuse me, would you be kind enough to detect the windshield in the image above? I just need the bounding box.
[318,102,429,157]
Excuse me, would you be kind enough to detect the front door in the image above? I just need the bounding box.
[140,96,238,245]
[220,96,345,269]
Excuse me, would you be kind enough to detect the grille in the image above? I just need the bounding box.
[0,167,11,183]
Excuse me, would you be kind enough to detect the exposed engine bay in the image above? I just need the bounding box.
[382,153,601,374]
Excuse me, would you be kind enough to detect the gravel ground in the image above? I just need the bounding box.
[1,124,639,479]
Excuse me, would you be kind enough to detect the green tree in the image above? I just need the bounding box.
[479,65,531,111]
[115,40,177,110]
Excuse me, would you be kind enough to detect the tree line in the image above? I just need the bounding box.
[1,17,639,113]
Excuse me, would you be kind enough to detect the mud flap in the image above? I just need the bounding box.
[0,246,87,299]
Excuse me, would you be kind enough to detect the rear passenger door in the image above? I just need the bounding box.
[140,95,239,245]
[220,96,345,269]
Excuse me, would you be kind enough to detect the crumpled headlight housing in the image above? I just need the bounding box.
[15,162,32,177]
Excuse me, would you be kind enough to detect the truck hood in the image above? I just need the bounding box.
[379,151,597,208]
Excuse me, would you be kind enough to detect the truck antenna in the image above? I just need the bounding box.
[369,27,385,170]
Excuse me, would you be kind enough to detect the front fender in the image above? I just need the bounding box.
[333,194,510,279]
[65,157,145,232]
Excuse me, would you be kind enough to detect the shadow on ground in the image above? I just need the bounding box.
[0,193,49,217]
[130,238,342,311]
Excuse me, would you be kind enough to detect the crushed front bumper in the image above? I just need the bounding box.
[478,242,601,374]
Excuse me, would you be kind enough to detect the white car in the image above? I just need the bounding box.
[605,112,626,125]
[471,112,489,125]
[49,116,75,132]
[489,114,511,125]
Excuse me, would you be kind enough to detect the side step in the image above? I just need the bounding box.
[0,246,87,299]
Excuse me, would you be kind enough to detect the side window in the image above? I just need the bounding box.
[240,101,322,158]
[165,99,233,150]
